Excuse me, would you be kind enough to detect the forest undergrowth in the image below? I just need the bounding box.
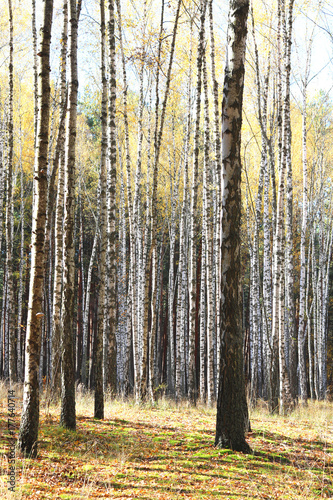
[0,383,332,499]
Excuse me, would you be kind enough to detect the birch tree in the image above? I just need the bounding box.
[51,0,68,395]
[209,0,222,386]
[297,27,315,405]
[187,0,207,404]
[281,0,295,413]
[270,0,294,414]
[60,0,82,430]
[202,50,215,405]
[7,0,15,384]
[17,113,25,381]
[175,52,192,398]
[142,0,182,401]
[18,0,54,456]
[106,0,117,393]
[215,0,251,453]
[94,0,107,419]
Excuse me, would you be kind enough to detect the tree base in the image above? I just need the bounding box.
[59,416,76,431]
[94,402,104,419]
[215,436,252,454]
[18,434,38,459]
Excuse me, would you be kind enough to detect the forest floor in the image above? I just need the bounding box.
[0,384,332,499]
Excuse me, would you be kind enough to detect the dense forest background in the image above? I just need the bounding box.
[0,0,332,424]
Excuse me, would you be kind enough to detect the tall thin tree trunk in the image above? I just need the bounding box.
[298,45,312,404]
[32,0,38,149]
[116,0,137,399]
[307,237,314,399]
[282,0,295,411]
[188,0,207,404]
[142,0,182,401]
[270,0,294,414]
[167,149,177,397]
[51,0,68,396]
[18,0,54,456]
[94,0,107,418]
[202,51,215,406]
[7,0,16,384]
[117,143,128,394]
[175,66,192,398]
[60,0,82,430]
[0,113,5,274]
[17,119,25,381]
[215,0,251,454]
[209,0,222,389]
[106,0,117,394]
[0,114,5,378]
[320,215,333,399]
[82,224,98,386]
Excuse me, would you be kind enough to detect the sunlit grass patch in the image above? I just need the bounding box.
[0,388,332,498]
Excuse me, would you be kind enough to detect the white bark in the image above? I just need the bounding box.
[209,0,222,389]
[7,0,15,383]
[215,0,250,453]
[17,130,25,381]
[51,0,67,395]
[188,0,207,403]
[202,51,214,405]
[60,0,82,430]
[19,0,54,455]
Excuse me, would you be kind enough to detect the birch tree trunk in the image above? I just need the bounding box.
[319,214,333,399]
[51,0,68,396]
[175,74,192,399]
[0,114,5,377]
[141,0,182,401]
[283,0,295,410]
[323,216,330,396]
[209,0,222,387]
[250,10,270,405]
[0,113,5,275]
[32,0,38,148]
[105,0,117,394]
[250,163,264,406]
[44,91,67,386]
[7,0,15,383]
[133,2,147,391]
[60,0,82,430]
[76,201,83,381]
[116,0,136,396]
[202,51,215,405]
[262,139,272,399]
[270,6,283,413]
[310,227,319,399]
[81,224,98,386]
[168,149,177,396]
[3,276,9,379]
[188,0,207,404]
[279,0,294,414]
[305,235,312,398]
[215,0,251,454]
[199,230,206,403]
[270,0,294,414]
[117,142,128,394]
[317,210,324,399]
[17,124,25,382]
[257,51,273,402]
[18,0,54,456]
[298,41,312,404]
[142,1,164,400]
[94,0,107,418]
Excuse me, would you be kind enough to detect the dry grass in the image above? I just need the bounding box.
[0,386,332,499]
